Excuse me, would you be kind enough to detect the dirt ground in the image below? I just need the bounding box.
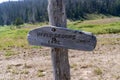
[0,34,120,80]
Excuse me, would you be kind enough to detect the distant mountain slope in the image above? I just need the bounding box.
[0,0,120,25]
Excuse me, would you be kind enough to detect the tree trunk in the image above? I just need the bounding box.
[48,0,70,80]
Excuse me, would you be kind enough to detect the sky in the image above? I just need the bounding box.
[0,0,19,3]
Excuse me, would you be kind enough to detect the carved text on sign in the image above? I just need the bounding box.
[37,32,76,40]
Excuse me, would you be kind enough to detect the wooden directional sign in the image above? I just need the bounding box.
[27,26,97,51]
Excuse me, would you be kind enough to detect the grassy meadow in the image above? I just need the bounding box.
[68,17,120,34]
[0,23,46,50]
[0,17,120,50]
[0,17,120,80]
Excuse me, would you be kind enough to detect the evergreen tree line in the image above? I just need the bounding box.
[0,0,120,25]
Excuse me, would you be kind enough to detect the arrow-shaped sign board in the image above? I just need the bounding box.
[27,26,97,51]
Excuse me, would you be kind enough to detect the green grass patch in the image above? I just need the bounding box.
[68,20,120,34]
[0,25,44,50]
[4,50,16,57]
[94,67,103,75]
[37,69,45,77]
[0,18,120,50]
[20,70,29,74]
[84,13,112,20]
[0,26,31,50]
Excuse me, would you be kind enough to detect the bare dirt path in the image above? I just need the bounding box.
[0,34,120,80]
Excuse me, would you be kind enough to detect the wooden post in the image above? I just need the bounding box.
[48,0,70,80]
[28,0,96,80]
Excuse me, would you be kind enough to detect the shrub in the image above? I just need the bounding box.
[14,18,24,27]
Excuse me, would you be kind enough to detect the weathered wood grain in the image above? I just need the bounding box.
[28,26,96,51]
[48,0,70,80]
